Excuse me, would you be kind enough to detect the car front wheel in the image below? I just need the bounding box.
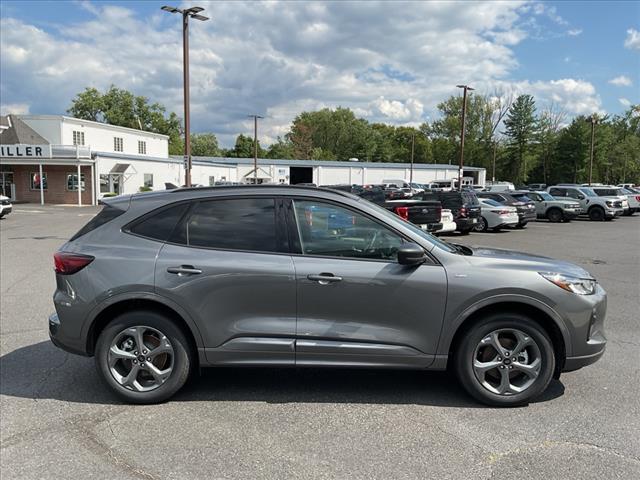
[454,313,555,407]
[95,310,192,404]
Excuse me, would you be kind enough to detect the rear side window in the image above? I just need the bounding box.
[171,198,278,252]
[69,204,125,241]
[129,203,190,242]
[549,188,565,196]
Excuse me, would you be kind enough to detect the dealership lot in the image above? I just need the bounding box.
[1,205,639,479]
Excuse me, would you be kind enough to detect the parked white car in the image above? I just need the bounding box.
[434,209,457,234]
[475,198,519,232]
[0,195,12,218]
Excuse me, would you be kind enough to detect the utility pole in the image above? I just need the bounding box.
[492,140,497,183]
[456,84,474,191]
[586,115,598,186]
[248,115,264,184]
[410,132,415,185]
[161,5,209,187]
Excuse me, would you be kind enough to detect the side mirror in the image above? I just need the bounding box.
[397,243,427,266]
[577,194,585,200]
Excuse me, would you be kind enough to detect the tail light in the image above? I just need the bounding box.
[492,210,512,215]
[54,252,94,275]
[459,207,467,217]
[636,196,640,202]
[394,206,409,221]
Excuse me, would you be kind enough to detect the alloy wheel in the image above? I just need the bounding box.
[108,325,174,392]
[472,328,542,396]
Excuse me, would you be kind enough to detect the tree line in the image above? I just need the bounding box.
[68,86,639,185]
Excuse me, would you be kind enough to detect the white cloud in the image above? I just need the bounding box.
[609,75,633,86]
[625,28,640,50]
[567,28,582,36]
[619,98,631,107]
[0,1,610,146]
[0,103,30,115]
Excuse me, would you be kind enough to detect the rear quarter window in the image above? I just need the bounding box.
[69,204,125,241]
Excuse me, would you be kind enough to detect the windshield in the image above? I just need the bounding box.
[361,199,457,253]
[579,188,597,197]
[538,192,554,201]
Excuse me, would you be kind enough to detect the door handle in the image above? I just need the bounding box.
[167,265,202,276]
[307,273,343,285]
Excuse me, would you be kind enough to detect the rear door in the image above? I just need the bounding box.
[285,198,447,368]
[154,196,296,365]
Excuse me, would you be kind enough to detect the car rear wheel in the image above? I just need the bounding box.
[589,207,605,221]
[474,217,489,232]
[454,313,555,407]
[547,208,563,223]
[95,310,192,404]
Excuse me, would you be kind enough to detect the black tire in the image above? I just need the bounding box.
[454,313,555,407]
[546,208,563,223]
[589,206,605,221]
[474,217,489,232]
[515,222,527,229]
[95,310,192,404]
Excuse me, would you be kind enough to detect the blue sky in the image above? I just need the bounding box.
[1,1,638,147]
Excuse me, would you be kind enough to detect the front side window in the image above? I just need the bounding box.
[129,203,190,242]
[114,137,123,152]
[549,188,566,197]
[171,198,278,252]
[67,173,86,192]
[30,172,47,190]
[579,188,597,197]
[292,200,403,261]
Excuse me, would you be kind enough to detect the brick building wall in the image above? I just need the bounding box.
[8,165,93,204]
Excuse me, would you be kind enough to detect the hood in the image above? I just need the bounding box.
[466,246,593,279]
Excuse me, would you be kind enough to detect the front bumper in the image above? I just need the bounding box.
[562,208,581,218]
[454,217,479,230]
[0,205,11,215]
[605,208,624,218]
[516,209,537,223]
[417,222,443,233]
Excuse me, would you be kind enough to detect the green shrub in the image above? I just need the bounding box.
[139,185,153,192]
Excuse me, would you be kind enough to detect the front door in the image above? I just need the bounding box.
[286,198,448,368]
[154,197,296,365]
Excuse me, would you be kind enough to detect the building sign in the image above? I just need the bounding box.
[0,144,52,158]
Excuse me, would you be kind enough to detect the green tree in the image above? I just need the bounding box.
[266,137,295,159]
[190,133,220,157]
[68,85,182,154]
[502,94,538,183]
[554,117,589,184]
[230,134,265,158]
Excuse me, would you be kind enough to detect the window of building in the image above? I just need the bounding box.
[209,176,216,186]
[99,174,110,193]
[144,173,153,188]
[171,198,278,252]
[67,173,86,192]
[114,137,124,152]
[72,131,85,146]
[30,172,48,190]
[292,200,403,261]
[138,141,147,155]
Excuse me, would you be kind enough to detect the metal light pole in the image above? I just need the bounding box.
[586,115,598,186]
[248,115,264,184]
[492,140,497,183]
[456,84,474,191]
[410,132,415,185]
[162,5,209,187]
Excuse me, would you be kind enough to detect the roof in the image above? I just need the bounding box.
[17,114,169,139]
[0,115,49,145]
[181,155,486,171]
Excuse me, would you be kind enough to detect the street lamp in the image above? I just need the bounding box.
[585,114,599,186]
[161,5,209,187]
[248,115,264,184]
[456,84,474,191]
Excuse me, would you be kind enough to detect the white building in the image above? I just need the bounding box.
[0,114,485,205]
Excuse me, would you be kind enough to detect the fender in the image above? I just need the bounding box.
[82,291,206,350]
[436,293,573,357]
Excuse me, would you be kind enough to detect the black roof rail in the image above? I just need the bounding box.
[170,183,357,199]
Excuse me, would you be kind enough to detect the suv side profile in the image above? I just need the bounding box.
[525,191,582,222]
[547,186,624,221]
[50,186,607,407]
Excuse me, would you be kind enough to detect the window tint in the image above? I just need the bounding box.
[172,198,277,252]
[130,203,190,242]
[70,204,125,241]
[292,200,403,260]
[549,188,565,196]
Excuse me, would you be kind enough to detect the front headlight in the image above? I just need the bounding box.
[606,201,614,207]
[539,272,597,295]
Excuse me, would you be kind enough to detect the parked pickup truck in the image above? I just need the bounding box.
[385,199,443,232]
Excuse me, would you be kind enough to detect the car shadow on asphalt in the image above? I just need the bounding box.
[0,340,565,408]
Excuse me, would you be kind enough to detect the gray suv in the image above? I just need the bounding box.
[49,186,607,406]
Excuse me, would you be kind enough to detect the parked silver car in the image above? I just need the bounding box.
[49,186,607,406]
[526,191,582,222]
[474,198,519,232]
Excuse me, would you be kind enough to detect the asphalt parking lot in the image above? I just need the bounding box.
[1,204,639,480]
